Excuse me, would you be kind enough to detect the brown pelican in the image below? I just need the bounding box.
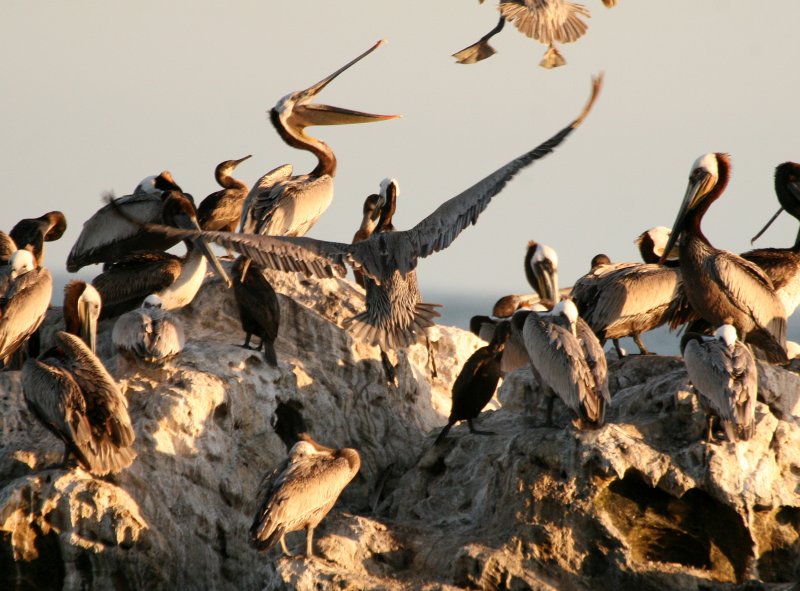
[571,227,686,356]
[119,76,603,352]
[112,294,185,365]
[232,256,280,367]
[0,250,53,365]
[238,40,399,241]
[435,320,512,445]
[21,331,136,475]
[9,211,67,256]
[250,433,360,557]
[93,191,230,319]
[67,171,191,271]
[197,155,253,233]
[743,162,800,317]
[681,324,757,443]
[0,232,16,264]
[516,298,610,428]
[453,0,616,68]
[63,281,102,353]
[660,153,788,364]
[351,191,387,289]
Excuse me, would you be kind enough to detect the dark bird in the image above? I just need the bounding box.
[9,211,67,256]
[112,294,185,365]
[63,281,102,353]
[351,189,388,289]
[272,398,309,451]
[232,255,280,367]
[743,162,800,317]
[250,434,360,557]
[571,227,686,356]
[118,76,603,357]
[435,320,512,445]
[453,0,616,68]
[516,298,610,428]
[93,190,230,319]
[0,250,53,366]
[21,331,136,475]
[197,155,253,233]
[660,153,788,364]
[67,171,192,271]
[239,40,399,241]
[0,232,16,265]
[681,324,758,443]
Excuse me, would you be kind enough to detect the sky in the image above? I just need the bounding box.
[2,1,800,333]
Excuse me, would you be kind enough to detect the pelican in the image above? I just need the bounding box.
[250,433,360,557]
[660,153,788,364]
[232,256,280,367]
[471,305,547,376]
[453,0,616,68]
[435,320,512,445]
[116,76,603,355]
[63,281,101,353]
[516,298,610,428]
[21,331,136,475]
[0,232,16,264]
[67,171,190,271]
[239,40,399,241]
[571,227,686,356]
[9,211,67,257]
[351,191,386,289]
[743,162,800,317]
[93,191,230,319]
[0,250,53,366]
[112,294,185,365]
[681,324,758,443]
[197,155,253,233]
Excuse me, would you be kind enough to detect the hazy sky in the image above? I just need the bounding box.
[3,2,800,325]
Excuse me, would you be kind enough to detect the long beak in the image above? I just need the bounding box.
[234,154,252,166]
[532,262,559,305]
[175,213,232,288]
[659,171,712,265]
[370,194,387,222]
[80,301,97,354]
[750,206,784,244]
[292,40,400,127]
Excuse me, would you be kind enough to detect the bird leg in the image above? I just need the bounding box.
[544,392,556,428]
[241,333,254,349]
[380,349,397,386]
[467,418,495,436]
[426,336,438,378]
[279,534,294,558]
[612,339,627,358]
[633,335,653,355]
[706,415,716,444]
[305,526,315,558]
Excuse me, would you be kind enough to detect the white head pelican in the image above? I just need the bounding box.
[660,153,788,364]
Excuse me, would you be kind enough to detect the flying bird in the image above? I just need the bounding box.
[660,153,788,364]
[112,294,186,365]
[250,434,360,557]
[21,331,136,475]
[681,324,758,443]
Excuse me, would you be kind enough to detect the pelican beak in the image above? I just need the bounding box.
[659,169,714,265]
[750,207,784,244]
[176,212,232,288]
[532,261,559,306]
[287,40,400,127]
[370,193,387,222]
[80,300,97,354]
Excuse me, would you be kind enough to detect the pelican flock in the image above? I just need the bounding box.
[3,20,800,581]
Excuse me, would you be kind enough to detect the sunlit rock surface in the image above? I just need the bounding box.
[1,269,799,590]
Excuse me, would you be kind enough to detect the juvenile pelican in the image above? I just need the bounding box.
[93,192,230,318]
[453,0,616,68]
[0,250,53,365]
[681,324,758,443]
[112,295,185,365]
[63,281,102,353]
[67,171,189,271]
[22,331,135,475]
[516,299,610,428]
[197,155,253,233]
[743,162,800,317]
[239,40,399,240]
[351,191,387,289]
[250,434,360,557]
[435,320,512,445]
[0,232,16,264]
[10,211,67,258]
[660,154,788,364]
[232,256,280,367]
[571,227,686,356]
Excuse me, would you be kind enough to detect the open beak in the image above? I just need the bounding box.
[289,40,400,127]
[80,301,97,354]
[659,169,714,266]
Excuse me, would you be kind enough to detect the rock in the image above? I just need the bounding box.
[2,269,800,590]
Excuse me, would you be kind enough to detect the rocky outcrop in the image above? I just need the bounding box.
[1,269,799,590]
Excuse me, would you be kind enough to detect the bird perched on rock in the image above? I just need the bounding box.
[197,155,253,234]
[251,434,360,557]
[232,256,280,367]
[681,324,758,443]
[112,295,185,365]
[435,320,512,445]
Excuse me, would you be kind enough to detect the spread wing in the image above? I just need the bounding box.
[499,0,591,44]
[239,164,294,233]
